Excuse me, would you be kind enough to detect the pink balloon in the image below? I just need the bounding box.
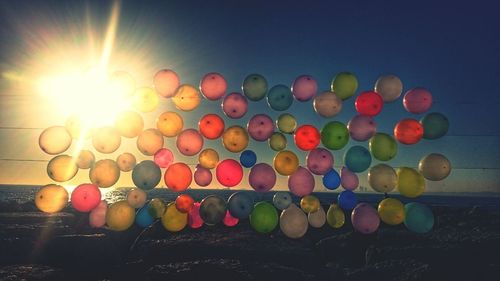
[341,166,359,191]
[223,210,239,227]
[247,114,274,141]
[403,88,433,114]
[249,163,277,192]
[306,148,334,175]
[291,75,318,102]
[348,115,377,141]
[154,148,174,168]
[176,129,204,156]
[200,72,227,101]
[89,200,107,228]
[288,166,315,197]
[351,203,380,234]
[71,183,101,212]
[194,164,212,187]
[222,92,248,119]
[216,159,243,187]
[188,202,204,229]
[355,91,384,117]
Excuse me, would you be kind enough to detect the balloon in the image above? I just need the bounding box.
[132,87,159,112]
[222,125,249,153]
[199,114,225,140]
[369,133,398,161]
[288,166,315,197]
[188,202,203,229]
[322,169,341,190]
[200,72,227,101]
[368,164,397,193]
[135,202,155,228]
[280,204,308,239]
[348,115,377,141]
[267,84,293,111]
[269,132,287,151]
[47,155,78,182]
[355,91,384,117]
[176,129,204,156]
[294,125,320,151]
[421,112,449,140]
[116,152,136,172]
[92,127,121,154]
[194,164,212,187]
[223,210,239,227]
[308,205,326,228]
[172,84,201,111]
[374,75,403,102]
[344,145,372,173]
[292,75,317,102]
[198,148,219,169]
[273,150,299,176]
[247,114,274,141]
[132,160,161,190]
[162,203,188,232]
[127,188,147,209]
[39,126,72,155]
[326,204,345,229]
[378,198,405,225]
[351,203,380,234]
[216,159,243,187]
[153,69,180,98]
[340,167,359,191]
[394,119,424,145]
[165,163,192,192]
[76,150,95,169]
[331,72,358,100]
[199,195,227,225]
[249,163,276,192]
[106,200,135,231]
[313,91,343,117]
[321,121,349,150]
[338,190,357,210]
[89,200,107,228]
[157,111,184,137]
[403,88,432,114]
[222,92,248,119]
[35,184,68,213]
[149,198,166,218]
[404,202,434,233]
[242,73,268,101]
[65,115,91,140]
[397,167,426,198]
[154,148,174,168]
[137,128,164,156]
[273,191,292,210]
[300,195,320,213]
[114,110,144,138]
[418,153,451,181]
[306,148,334,175]
[228,191,254,219]
[70,183,101,212]
[110,71,136,98]
[250,202,278,234]
[276,113,297,134]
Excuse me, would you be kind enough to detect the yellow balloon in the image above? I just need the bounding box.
[65,115,91,139]
[116,152,136,172]
[172,84,201,111]
[418,153,451,181]
[132,87,159,113]
[198,148,219,169]
[161,202,188,232]
[273,150,299,176]
[326,204,345,229]
[137,128,164,156]
[127,188,147,209]
[47,155,78,182]
[39,126,72,155]
[308,206,326,228]
[92,127,121,154]
[35,184,68,213]
[222,125,249,153]
[156,111,184,137]
[300,195,320,214]
[76,150,95,169]
[90,159,120,188]
[149,198,166,218]
[114,110,144,138]
[368,164,397,193]
[397,167,426,198]
[106,200,135,231]
[378,198,405,225]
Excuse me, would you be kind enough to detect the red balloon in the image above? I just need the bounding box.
[164,163,192,192]
[355,91,384,117]
[70,183,101,212]
[198,114,225,140]
[394,119,424,145]
[188,202,203,229]
[175,194,195,213]
[154,148,174,168]
[199,72,227,101]
[223,210,239,227]
[216,159,243,187]
[294,125,320,151]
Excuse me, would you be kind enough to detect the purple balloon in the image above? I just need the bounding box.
[348,115,377,141]
[194,165,212,187]
[306,148,334,175]
[341,166,359,191]
[351,203,380,234]
[222,92,248,119]
[247,114,274,141]
[291,75,318,102]
[403,88,433,114]
[249,163,277,192]
[288,166,315,197]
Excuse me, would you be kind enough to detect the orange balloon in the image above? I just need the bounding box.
[164,163,192,192]
[394,118,424,145]
[156,111,184,137]
[137,128,164,156]
[47,155,78,182]
[199,114,225,139]
[76,150,95,169]
[35,184,68,213]
[172,84,201,111]
[114,110,144,138]
[153,69,180,98]
[175,194,195,213]
[273,150,299,176]
[92,127,121,154]
[222,125,249,153]
[198,148,219,169]
[116,152,136,172]
[89,159,120,188]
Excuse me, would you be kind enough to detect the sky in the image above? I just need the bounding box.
[0,0,499,193]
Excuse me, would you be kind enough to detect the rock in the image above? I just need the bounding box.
[0,264,64,281]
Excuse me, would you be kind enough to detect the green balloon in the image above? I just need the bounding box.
[369,133,398,161]
[321,121,349,150]
[276,113,297,134]
[242,74,268,101]
[421,112,449,140]
[250,201,278,234]
[404,202,434,233]
[331,72,358,100]
[269,132,287,151]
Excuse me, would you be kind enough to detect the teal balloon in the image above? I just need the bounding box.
[344,146,372,173]
[273,191,292,210]
[136,202,155,228]
[421,112,449,140]
[321,121,349,150]
[250,202,278,233]
[242,74,268,101]
[404,202,434,233]
[267,84,293,111]
[228,192,254,219]
[132,160,161,190]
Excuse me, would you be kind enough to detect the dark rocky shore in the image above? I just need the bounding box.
[1,202,500,281]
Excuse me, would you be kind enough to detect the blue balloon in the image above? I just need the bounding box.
[132,160,162,190]
[404,202,434,233]
[267,84,293,111]
[240,150,257,168]
[343,146,372,173]
[272,191,292,210]
[135,202,154,228]
[322,169,341,190]
[228,191,254,219]
[338,190,357,210]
